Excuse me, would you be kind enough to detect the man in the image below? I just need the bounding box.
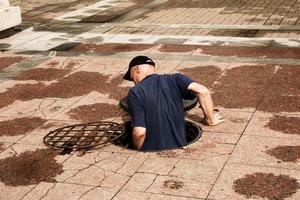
[123,55,224,151]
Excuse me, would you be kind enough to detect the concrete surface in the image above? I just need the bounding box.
[0,0,300,200]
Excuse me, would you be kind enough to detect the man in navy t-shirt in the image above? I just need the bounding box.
[123,56,224,151]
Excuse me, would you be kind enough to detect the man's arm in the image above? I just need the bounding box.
[187,82,224,125]
[127,89,146,150]
[132,127,146,150]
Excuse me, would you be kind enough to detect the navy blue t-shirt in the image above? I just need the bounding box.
[127,73,194,151]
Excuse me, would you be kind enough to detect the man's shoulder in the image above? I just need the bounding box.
[128,86,138,95]
[161,73,186,78]
[153,73,182,80]
[128,84,143,97]
[160,73,192,83]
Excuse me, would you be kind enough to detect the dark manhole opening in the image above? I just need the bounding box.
[113,120,202,151]
[43,121,125,154]
[116,94,201,151]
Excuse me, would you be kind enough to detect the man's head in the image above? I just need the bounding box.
[123,55,156,84]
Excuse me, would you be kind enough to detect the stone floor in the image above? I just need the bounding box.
[0,0,300,200]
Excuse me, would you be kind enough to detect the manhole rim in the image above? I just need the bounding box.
[113,119,202,152]
[185,119,202,146]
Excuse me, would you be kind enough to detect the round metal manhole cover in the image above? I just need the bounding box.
[43,121,125,150]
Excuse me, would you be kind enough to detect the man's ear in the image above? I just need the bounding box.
[136,66,140,74]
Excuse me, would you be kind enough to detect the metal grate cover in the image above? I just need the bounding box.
[43,121,125,150]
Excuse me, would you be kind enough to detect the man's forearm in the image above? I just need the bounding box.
[196,91,214,124]
[132,127,146,150]
[188,82,215,124]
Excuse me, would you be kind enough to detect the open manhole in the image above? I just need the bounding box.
[43,121,125,153]
[113,120,202,151]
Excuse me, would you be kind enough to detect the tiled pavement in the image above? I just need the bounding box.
[1,0,300,53]
[1,0,300,200]
[10,0,300,38]
[0,46,299,200]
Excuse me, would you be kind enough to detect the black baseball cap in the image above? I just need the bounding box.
[123,55,155,81]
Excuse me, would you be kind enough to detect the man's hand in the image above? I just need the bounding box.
[188,82,225,126]
[202,110,225,126]
[132,127,146,150]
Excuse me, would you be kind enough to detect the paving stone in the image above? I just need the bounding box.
[0,142,11,153]
[187,137,234,155]
[74,32,115,43]
[113,190,151,200]
[123,172,157,192]
[16,120,81,146]
[0,183,35,200]
[186,108,253,134]
[169,155,229,184]
[105,34,153,45]
[175,61,229,75]
[146,175,211,199]
[98,143,125,153]
[22,182,55,200]
[116,153,148,175]
[0,80,37,94]
[95,152,130,172]
[0,98,81,119]
[4,55,51,72]
[208,164,300,200]
[34,56,88,70]
[100,171,130,189]
[67,151,112,165]
[66,165,106,186]
[55,162,90,182]
[55,0,120,22]
[149,194,202,200]
[244,111,300,140]
[71,57,128,77]
[156,140,233,161]
[199,131,240,145]
[154,59,182,74]
[40,182,94,200]
[228,135,300,170]
[1,27,48,42]
[138,156,179,175]
[149,44,196,55]
[80,187,119,200]
[0,143,69,164]
[14,33,70,51]
[0,54,30,70]
[0,117,30,143]
[52,91,117,121]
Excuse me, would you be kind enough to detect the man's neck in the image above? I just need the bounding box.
[137,73,156,84]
